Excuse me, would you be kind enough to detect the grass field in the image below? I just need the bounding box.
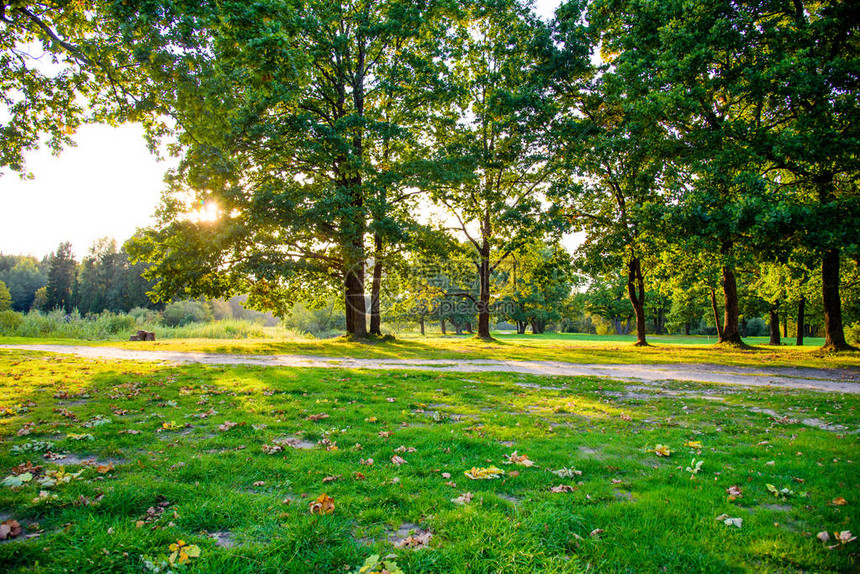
[0,349,857,572]
[2,331,858,370]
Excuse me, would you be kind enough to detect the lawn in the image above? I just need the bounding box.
[0,349,857,573]
[2,332,859,370]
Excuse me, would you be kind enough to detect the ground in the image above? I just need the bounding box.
[0,340,858,572]
[2,332,859,369]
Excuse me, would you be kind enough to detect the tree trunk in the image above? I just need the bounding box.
[782,313,787,338]
[418,316,425,336]
[796,295,805,346]
[477,232,492,340]
[768,304,781,345]
[440,318,447,335]
[684,321,690,336]
[517,321,527,334]
[709,288,723,339]
[369,233,383,336]
[822,248,852,350]
[465,321,473,334]
[718,242,744,345]
[626,256,648,346]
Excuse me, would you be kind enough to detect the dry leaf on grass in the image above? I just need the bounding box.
[452,492,473,505]
[651,444,671,457]
[502,451,534,467]
[262,444,283,455]
[396,529,432,549]
[307,413,329,422]
[551,484,576,493]
[391,455,407,466]
[309,493,335,515]
[0,519,22,540]
[464,466,505,480]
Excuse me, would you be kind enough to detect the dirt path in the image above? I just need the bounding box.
[2,344,859,393]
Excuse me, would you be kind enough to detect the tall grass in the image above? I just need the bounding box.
[0,310,308,341]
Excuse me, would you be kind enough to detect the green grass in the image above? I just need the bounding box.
[0,349,857,572]
[2,331,858,370]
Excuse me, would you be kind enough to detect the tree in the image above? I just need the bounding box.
[0,279,11,311]
[751,1,860,351]
[583,276,634,335]
[501,240,573,334]
[45,241,76,312]
[0,254,48,311]
[0,1,169,176]
[126,0,450,338]
[74,237,157,314]
[591,0,800,347]
[429,0,573,339]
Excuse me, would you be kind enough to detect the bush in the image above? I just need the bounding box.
[162,300,213,327]
[129,307,163,326]
[847,322,860,346]
[741,317,769,337]
[0,310,23,334]
[282,299,344,338]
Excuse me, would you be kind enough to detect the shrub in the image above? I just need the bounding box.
[741,317,769,337]
[0,310,23,334]
[847,322,860,346]
[162,300,213,327]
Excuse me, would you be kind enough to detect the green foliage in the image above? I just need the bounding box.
[74,238,156,314]
[162,300,213,327]
[45,242,77,313]
[847,323,860,346]
[0,279,11,311]
[0,310,23,333]
[281,298,345,338]
[0,255,48,312]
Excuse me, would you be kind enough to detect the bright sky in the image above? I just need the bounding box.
[0,0,566,260]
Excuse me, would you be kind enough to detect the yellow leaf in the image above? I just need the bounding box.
[309,493,335,515]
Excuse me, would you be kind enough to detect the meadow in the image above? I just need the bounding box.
[0,349,857,573]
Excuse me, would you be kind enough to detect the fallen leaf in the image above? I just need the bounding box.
[502,451,535,467]
[832,497,848,506]
[464,466,505,480]
[309,493,334,515]
[391,455,407,466]
[306,413,329,422]
[551,484,576,493]
[396,529,432,549]
[590,528,604,538]
[652,444,671,457]
[322,475,340,483]
[0,519,22,540]
[452,492,473,505]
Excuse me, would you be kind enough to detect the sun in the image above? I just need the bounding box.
[186,200,220,223]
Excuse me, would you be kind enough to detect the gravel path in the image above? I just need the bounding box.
[2,344,859,393]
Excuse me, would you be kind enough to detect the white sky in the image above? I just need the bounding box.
[0,0,566,260]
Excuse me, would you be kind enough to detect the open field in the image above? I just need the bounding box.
[1,332,857,370]
[0,349,857,572]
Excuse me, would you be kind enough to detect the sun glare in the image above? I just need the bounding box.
[186,201,221,223]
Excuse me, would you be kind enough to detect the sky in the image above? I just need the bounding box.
[0,0,566,260]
